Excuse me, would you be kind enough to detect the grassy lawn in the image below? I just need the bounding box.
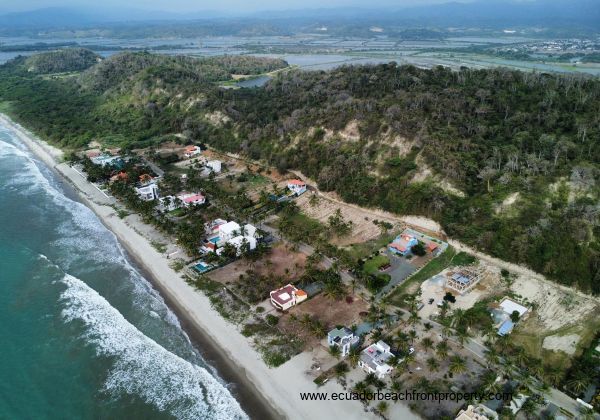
[450,251,477,267]
[386,245,456,306]
[346,231,397,261]
[168,207,187,217]
[363,255,390,275]
[277,211,327,244]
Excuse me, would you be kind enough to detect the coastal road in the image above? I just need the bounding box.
[142,157,165,178]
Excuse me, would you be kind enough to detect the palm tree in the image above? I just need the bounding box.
[421,337,434,351]
[329,345,341,359]
[436,341,449,359]
[376,402,389,416]
[403,353,415,366]
[456,328,470,346]
[449,355,467,375]
[426,357,440,372]
[566,372,590,395]
[395,331,409,353]
[408,329,417,344]
[365,372,378,387]
[408,311,420,327]
[348,348,360,368]
[484,347,499,368]
[390,380,403,393]
[353,381,369,394]
[440,318,453,338]
[520,397,540,420]
[371,328,383,342]
[334,362,349,378]
[513,346,528,367]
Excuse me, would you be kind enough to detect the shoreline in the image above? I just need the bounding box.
[0,113,396,420]
[0,113,279,420]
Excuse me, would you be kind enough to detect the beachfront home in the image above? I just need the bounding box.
[205,219,228,236]
[159,195,179,212]
[287,179,307,196]
[138,174,155,186]
[455,404,499,420]
[327,327,360,357]
[270,284,308,311]
[388,233,418,256]
[177,192,206,207]
[358,341,394,379]
[219,221,241,242]
[242,224,257,238]
[91,154,124,168]
[184,145,202,158]
[110,171,128,183]
[218,235,257,256]
[135,183,159,201]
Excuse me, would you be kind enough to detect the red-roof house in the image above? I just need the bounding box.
[270,284,308,311]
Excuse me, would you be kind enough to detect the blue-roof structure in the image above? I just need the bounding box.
[451,273,471,285]
[497,320,515,336]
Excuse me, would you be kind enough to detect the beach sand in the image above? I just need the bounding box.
[0,114,417,420]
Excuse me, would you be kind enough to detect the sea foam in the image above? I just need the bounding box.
[1,128,248,419]
[61,273,248,420]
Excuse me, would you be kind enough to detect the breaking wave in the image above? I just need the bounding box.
[60,273,248,420]
[1,126,248,419]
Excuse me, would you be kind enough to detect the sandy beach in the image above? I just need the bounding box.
[0,114,417,420]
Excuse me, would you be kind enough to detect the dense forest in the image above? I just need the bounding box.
[20,48,101,74]
[0,51,598,293]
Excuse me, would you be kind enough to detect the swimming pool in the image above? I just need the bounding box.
[193,262,212,273]
[208,236,220,244]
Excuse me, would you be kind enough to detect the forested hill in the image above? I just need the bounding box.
[0,52,598,293]
[21,48,101,74]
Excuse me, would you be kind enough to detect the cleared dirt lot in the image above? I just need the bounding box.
[207,243,308,286]
[278,294,369,349]
[293,191,402,246]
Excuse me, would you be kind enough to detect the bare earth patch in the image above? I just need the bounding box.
[294,192,401,245]
[278,294,368,350]
[542,334,581,355]
[208,243,308,285]
[510,275,600,331]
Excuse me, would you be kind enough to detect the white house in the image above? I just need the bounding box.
[270,284,307,311]
[287,179,307,196]
[218,221,241,242]
[219,235,257,256]
[184,145,202,158]
[135,183,159,201]
[177,192,206,207]
[159,195,179,211]
[358,341,394,379]
[327,327,359,357]
[206,160,222,173]
[91,154,123,167]
[242,224,257,238]
[205,218,228,235]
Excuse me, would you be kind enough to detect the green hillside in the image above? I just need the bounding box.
[0,52,598,293]
[22,48,101,74]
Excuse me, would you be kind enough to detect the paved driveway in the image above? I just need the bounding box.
[376,251,417,298]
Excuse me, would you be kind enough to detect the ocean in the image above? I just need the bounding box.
[0,123,248,419]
